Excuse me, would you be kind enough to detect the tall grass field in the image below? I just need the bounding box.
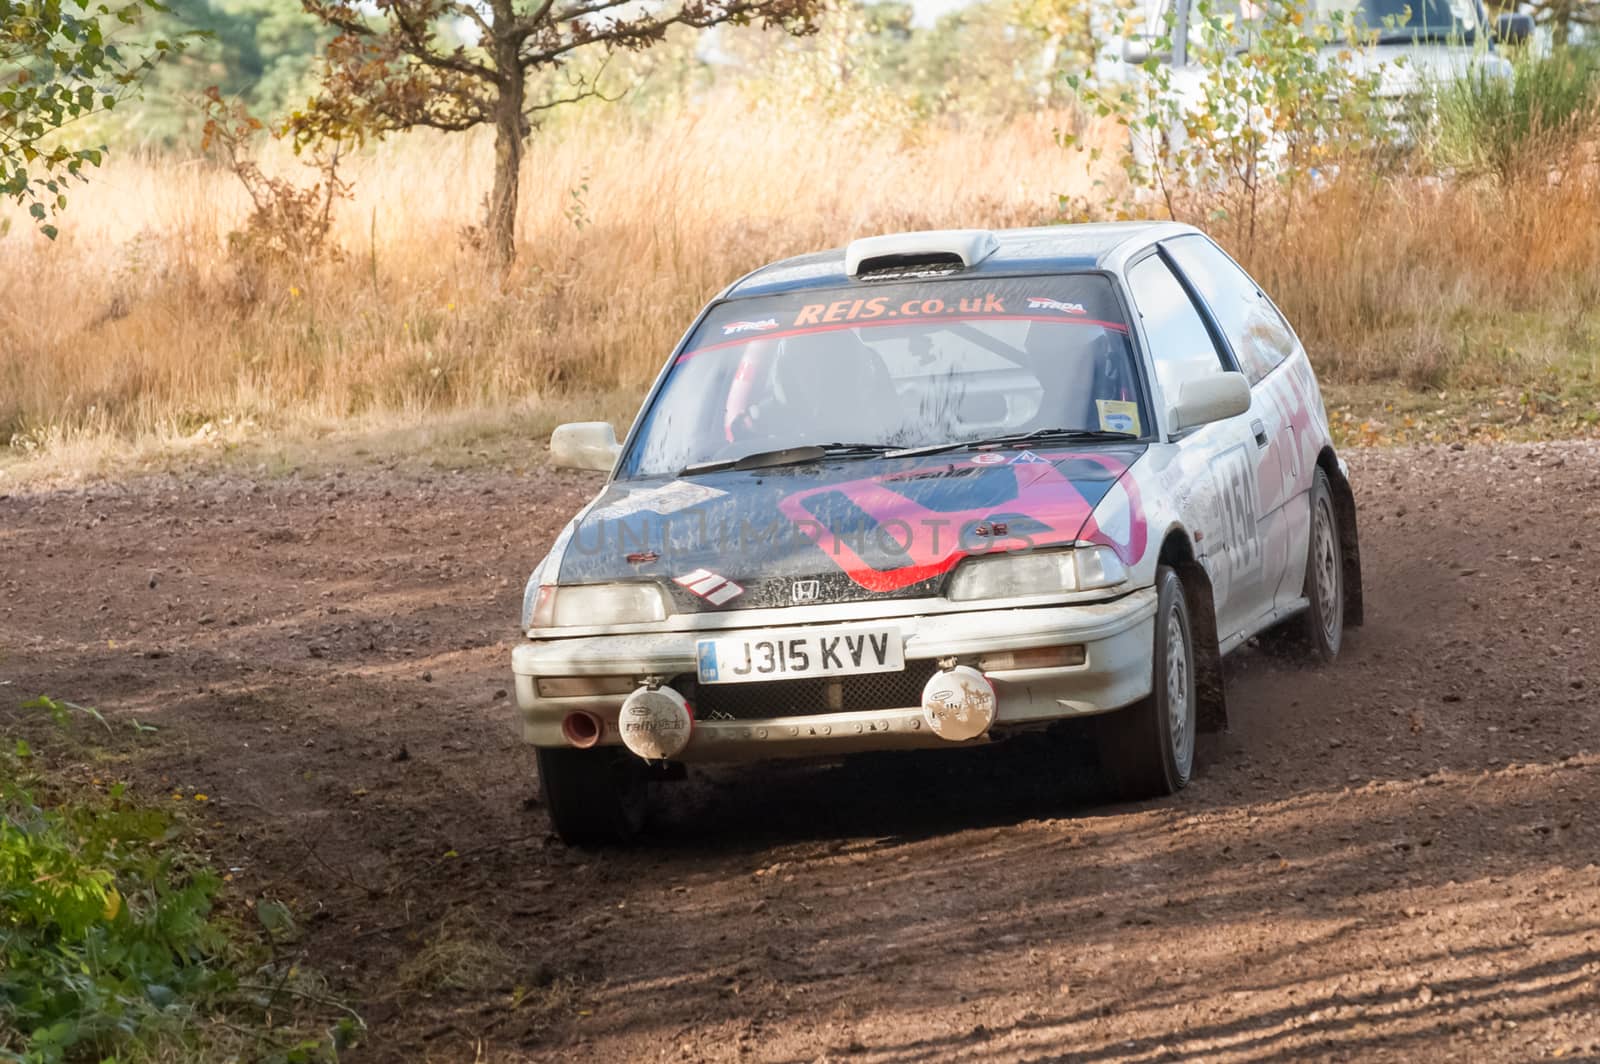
[3,70,1599,469]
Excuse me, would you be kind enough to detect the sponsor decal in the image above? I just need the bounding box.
[791,579,820,604]
[674,567,744,606]
[1011,450,1047,465]
[1027,297,1087,315]
[792,293,1007,327]
[1096,398,1142,436]
[970,452,1007,466]
[721,318,779,336]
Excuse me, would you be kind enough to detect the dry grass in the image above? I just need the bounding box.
[0,96,1089,473]
[396,907,521,994]
[1241,163,1600,391]
[2,89,1598,478]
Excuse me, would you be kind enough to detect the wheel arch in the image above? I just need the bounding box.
[1316,447,1364,629]
[1158,526,1227,733]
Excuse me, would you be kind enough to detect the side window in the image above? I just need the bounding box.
[1165,235,1298,384]
[1126,253,1228,402]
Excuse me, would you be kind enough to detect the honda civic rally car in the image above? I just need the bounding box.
[514,222,1363,844]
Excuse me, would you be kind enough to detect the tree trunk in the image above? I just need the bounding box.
[487,68,525,265]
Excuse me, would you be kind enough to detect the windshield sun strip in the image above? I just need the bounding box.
[675,313,1131,364]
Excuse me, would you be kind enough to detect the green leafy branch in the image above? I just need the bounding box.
[0,0,191,238]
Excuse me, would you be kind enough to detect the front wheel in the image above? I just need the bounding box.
[1094,565,1197,800]
[536,746,649,846]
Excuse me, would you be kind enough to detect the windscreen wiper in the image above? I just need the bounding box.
[884,426,1138,460]
[679,442,891,476]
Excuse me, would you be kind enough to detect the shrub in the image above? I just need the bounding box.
[1431,44,1600,184]
[0,697,358,1063]
[1065,0,1397,256]
[0,736,227,1061]
[200,88,350,277]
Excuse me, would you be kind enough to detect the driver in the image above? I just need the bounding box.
[731,330,899,444]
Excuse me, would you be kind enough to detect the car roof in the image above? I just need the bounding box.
[723,221,1200,299]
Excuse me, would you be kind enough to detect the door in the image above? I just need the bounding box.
[1125,250,1278,644]
[1163,235,1307,617]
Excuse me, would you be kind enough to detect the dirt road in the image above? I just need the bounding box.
[3,441,1599,1062]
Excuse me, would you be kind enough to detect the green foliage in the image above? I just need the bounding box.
[0,0,187,237]
[1012,0,1135,98]
[121,0,331,138]
[0,738,228,1061]
[20,696,110,735]
[0,699,361,1063]
[1063,0,1396,253]
[1431,44,1600,184]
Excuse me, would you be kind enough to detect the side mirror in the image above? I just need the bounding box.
[1168,372,1251,433]
[550,421,619,472]
[1493,12,1533,45]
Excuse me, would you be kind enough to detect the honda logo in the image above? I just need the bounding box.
[791,579,820,604]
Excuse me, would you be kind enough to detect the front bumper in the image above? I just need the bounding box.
[511,589,1157,762]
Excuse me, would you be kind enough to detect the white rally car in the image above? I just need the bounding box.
[514,223,1363,843]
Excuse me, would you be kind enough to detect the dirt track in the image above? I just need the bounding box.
[4,441,1600,1062]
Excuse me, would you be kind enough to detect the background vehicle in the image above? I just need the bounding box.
[518,223,1363,844]
[1111,0,1533,163]
[1120,0,1530,77]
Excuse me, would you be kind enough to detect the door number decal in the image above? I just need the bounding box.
[1215,445,1261,574]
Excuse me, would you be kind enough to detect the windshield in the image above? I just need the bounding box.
[1175,0,1482,46]
[1318,0,1482,39]
[618,274,1146,479]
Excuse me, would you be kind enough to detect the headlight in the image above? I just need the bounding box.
[946,546,1127,602]
[528,583,670,628]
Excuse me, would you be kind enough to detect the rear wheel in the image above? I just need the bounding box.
[1301,469,1344,662]
[536,746,649,846]
[1263,468,1343,663]
[1095,565,1196,800]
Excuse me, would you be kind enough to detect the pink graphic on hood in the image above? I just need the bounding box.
[776,451,1145,593]
[1075,453,1149,566]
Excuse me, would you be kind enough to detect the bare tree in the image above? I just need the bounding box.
[290,0,819,263]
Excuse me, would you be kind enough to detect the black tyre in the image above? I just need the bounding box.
[1258,467,1344,664]
[536,746,649,846]
[1299,468,1344,663]
[1095,565,1197,800]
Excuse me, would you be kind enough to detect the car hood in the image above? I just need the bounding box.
[1344,43,1513,96]
[551,446,1149,612]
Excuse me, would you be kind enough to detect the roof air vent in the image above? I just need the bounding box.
[845,229,1001,279]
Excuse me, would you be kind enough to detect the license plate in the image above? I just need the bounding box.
[695,625,904,685]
